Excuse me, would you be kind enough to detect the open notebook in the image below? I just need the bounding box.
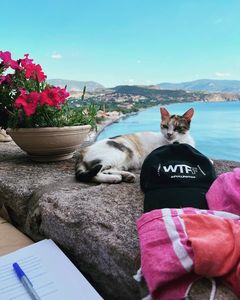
[0,239,102,300]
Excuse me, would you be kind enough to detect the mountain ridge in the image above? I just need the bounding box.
[156,79,240,93]
[47,78,240,93]
[47,79,105,92]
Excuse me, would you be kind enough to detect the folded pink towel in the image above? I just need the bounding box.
[137,208,240,300]
[206,168,240,214]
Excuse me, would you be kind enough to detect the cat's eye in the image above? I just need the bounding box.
[174,126,181,131]
[174,126,187,132]
[162,124,168,129]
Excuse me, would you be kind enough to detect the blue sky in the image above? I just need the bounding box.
[1,0,240,87]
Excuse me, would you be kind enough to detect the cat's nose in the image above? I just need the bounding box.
[167,133,173,138]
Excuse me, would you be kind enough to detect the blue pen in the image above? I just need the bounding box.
[13,262,41,300]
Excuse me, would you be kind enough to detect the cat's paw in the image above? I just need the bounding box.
[101,165,112,171]
[109,175,122,183]
[122,173,136,183]
[93,173,122,183]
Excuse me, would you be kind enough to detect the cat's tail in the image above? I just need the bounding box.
[75,163,102,182]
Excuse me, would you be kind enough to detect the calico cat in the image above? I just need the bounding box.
[75,107,195,183]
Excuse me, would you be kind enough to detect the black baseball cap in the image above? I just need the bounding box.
[140,143,216,212]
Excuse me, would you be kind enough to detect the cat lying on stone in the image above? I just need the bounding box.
[75,107,195,183]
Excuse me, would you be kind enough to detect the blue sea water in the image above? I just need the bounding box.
[97,101,240,161]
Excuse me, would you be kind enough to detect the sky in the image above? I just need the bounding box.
[1,0,240,87]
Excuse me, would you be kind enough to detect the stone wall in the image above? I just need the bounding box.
[0,142,239,299]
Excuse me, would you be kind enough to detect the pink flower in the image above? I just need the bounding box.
[9,60,20,70]
[0,51,21,70]
[0,75,12,85]
[15,90,40,117]
[20,54,33,68]
[0,51,12,64]
[0,76,5,84]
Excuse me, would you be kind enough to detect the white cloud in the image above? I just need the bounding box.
[214,72,230,77]
[51,53,63,60]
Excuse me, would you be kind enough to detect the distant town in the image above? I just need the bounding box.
[48,79,240,121]
[69,84,240,120]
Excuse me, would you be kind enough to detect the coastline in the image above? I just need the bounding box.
[88,99,240,145]
[92,110,143,141]
[88,102,199,143]
[90,101,240,161]
[88,114,124,142]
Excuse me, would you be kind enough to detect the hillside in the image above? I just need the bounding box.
[157,79,240,93]
[47,79,104,92]
[112,85,207,102]
[69,84,239,115]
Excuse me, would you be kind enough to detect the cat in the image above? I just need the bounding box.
[75,107,195,183]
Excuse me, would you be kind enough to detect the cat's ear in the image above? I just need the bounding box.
[160,107,170,120]
[182,108,194,122]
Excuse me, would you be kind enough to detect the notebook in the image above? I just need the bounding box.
[0,239,102,300]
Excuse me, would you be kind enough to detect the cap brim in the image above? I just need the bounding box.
[144,187,209,212]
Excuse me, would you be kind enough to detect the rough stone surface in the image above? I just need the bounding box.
[0,142,240,299]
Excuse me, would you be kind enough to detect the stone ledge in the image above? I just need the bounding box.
[0,142,239,299]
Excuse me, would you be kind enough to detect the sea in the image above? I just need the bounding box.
[97,101,240,161]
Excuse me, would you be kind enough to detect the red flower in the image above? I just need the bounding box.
[56,87,70,102]
[24,63,36,79]
[15,90,39,117]
[39,87,69,108]
[0,50,78,128]
[24,63,46,82]
[39,89,55,107]
[0,51,21,70]
[20,54,46,82]
[34,64,47,82]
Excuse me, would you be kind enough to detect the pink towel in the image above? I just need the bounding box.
[137,208,240,299]
[206,167,240,214]
[183,213,240,295]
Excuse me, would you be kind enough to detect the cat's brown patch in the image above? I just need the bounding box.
[107,140,133,159]
[172,116,190,133]
[125,134,144,156]
[113,135,144,157]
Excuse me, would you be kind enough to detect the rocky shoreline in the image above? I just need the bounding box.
[90,109,144,142]
[88,114,123,142]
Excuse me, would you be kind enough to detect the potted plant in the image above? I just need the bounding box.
[0,50,97,161]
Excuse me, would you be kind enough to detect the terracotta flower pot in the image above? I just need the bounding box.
[7,125,91,162]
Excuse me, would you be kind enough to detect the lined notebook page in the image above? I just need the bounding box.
[0,239,102,300]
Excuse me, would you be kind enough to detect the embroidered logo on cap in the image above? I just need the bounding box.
[157,164,206,179]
